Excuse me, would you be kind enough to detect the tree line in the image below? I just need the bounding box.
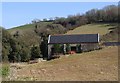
[53,5,118,30]
[2,28,48,62]
[32,5,118,30]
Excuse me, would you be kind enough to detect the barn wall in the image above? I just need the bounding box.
[48,45,53,59]
[48,43,101,59]
[81,43,100,52]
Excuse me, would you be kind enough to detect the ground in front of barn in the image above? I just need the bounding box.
[4,46,118,81]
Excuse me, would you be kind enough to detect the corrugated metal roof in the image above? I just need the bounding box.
[48,34,99,44]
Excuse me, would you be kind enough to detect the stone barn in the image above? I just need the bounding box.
[48,34,100,59]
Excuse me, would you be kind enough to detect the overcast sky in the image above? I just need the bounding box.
[2,2,118,29]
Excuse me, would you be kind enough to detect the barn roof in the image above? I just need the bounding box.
[48,34,99,44]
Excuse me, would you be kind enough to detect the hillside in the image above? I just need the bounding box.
[6,46,118,81]
[8,24,40,46]
[2,4,119,81]
[6,23,118,49]
[8,23,118,43]
[66,23,118,41]
[3,23,118,81]
[66,23,116,35]
[4,23,118,81]
[8,22,66,46]
[102,25,119,42]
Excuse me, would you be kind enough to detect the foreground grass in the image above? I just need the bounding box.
[8,46,118,81]
[0,63,10,78]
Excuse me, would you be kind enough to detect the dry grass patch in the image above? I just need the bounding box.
[8,46,118,81]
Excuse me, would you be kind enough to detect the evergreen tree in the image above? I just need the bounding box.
[40,40,48,59]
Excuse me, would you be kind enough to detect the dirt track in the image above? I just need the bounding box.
[7,46,118,81]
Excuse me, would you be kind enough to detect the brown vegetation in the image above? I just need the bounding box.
[6,46,118,81]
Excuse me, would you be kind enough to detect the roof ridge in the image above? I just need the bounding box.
[50,33,99,36]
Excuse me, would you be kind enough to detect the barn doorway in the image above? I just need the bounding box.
[71,46,76,52]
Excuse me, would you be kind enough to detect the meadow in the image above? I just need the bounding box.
[66,23,116,36]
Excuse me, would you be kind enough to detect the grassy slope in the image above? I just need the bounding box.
[7,22,66,46]
[8,24,40,46]
[66,23,118,42]
[66,23,116,35]
[8,22,53,31]
[7,22,53,46]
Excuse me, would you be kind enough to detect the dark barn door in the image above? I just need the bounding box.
[71,46,77,52]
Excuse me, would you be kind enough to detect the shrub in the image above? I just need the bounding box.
[0,64,9,77]
[31,45,41,60]
[20,47,31,62]
[53,44,61,54]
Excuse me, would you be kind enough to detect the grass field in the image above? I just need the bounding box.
[8,22,53,31]
[7,46,118,81]
[66,23,116,36]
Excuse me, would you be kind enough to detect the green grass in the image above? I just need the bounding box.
[8,22,53,31]
[9,24,34,30]
[0,64,10,77]
[66,23,117,36]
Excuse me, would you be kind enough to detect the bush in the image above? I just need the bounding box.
[53,44,61,54]
[66,44,71,53]
[31,45,41,60]
[2,47,9,62]
[0,64,9,77]
[20,47,31,62]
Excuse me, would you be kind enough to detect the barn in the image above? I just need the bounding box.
[48,34,100,59]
